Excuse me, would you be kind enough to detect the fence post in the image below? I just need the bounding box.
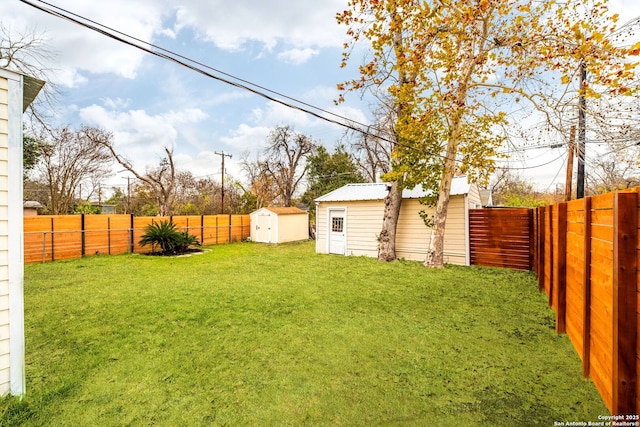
[548,206,554,306]
[612,191,637,415]
[201,215,204,245]
[108,217,111,255]
[129,214,135,254]
[555,203,568,334]
[229,214,232,243]
[528,209,534,271]
[51,217,55,262]
[538,206,545,293]
[41,232,47,264]
[81,213,86,257]
[582,196,592,378]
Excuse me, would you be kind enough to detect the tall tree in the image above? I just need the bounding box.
[261,125,317,207]
[346,99,395,182]
[23,134,43,177]
[338,0,638,267]
[301,144,365,215]
[35,126,113,214]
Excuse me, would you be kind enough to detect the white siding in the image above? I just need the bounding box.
[317,194,470,265]
[0,68,27,396]
[466,183,482,208]
[316,201,384,257]
[0,76,9,395]
[394,196,467,264]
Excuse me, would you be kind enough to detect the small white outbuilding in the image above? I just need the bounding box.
[314,176,482,265]
[250,207,309,244]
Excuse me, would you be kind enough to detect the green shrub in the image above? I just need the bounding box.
[139,220,200,255]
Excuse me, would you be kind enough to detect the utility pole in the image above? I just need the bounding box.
[122,176,131,214]
[214,151,232,214]
[565,125,576,202]
[576,61,587,199]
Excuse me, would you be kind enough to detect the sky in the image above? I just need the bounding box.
[2,0,640,198]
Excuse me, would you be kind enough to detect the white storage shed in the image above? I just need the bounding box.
[250,207,309,244]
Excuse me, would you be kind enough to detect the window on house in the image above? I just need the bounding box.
[331,217,344,233]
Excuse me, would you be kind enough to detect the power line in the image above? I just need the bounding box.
[20,0,568,175]
[20,0,383,139]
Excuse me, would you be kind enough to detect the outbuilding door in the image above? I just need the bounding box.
[328,209,346,255]
[256,213,272,243]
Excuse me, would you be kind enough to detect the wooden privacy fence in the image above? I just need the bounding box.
[469,208,534,270]
[24,214,251,264]
[533,189,640,416]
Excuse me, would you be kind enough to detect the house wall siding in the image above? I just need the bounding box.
[317,194,470,265]
[316,201,384,257]
[0,75,10,395]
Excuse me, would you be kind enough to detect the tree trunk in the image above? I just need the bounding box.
[424,171,454,268]
[378,180,403,262]
[424,134,459,268]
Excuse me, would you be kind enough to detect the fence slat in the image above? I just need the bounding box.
[538,206,546,293]
[556,202,568,334]
[613,192,638,415]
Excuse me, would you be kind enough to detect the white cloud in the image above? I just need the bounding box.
[173,0,347,53]
[220,123,272,152]
[277,48,320,65]
[4,0,172,87]
[77,102,210,174]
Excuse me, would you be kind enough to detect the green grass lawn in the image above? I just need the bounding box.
[1,241,607,426]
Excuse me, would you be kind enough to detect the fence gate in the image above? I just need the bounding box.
[469,208,533,270]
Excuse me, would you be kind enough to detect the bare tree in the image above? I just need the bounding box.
[99,142,177,216]
[35,126,113,214]
[0,22,59,130]
[346,97,396,183]
[261,125,317,206]
[239,151,278,209]
[585,145,640,195]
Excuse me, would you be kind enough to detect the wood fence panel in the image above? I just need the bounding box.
[83,215,131,256]
[51,216,83,261]
[588,200,615,413]
[469,208,532,270]
[24,216,55,263]
[24,214,252,262]
[546,206,554,304]
[107,215,133,254]
[532,187,640,414]
[132,216,170,253]
[201,216,220,246]
[565,201,585,355]
[553,203,568,332]
[612,192,637,414]
[83,215,109,256]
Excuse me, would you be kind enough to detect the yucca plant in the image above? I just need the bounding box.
[139,220,199,255]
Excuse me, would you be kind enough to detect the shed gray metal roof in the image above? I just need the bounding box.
[315,176,472,202]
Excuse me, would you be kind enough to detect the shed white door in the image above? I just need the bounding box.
[328,209,346,254]
[256,213,272,243]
